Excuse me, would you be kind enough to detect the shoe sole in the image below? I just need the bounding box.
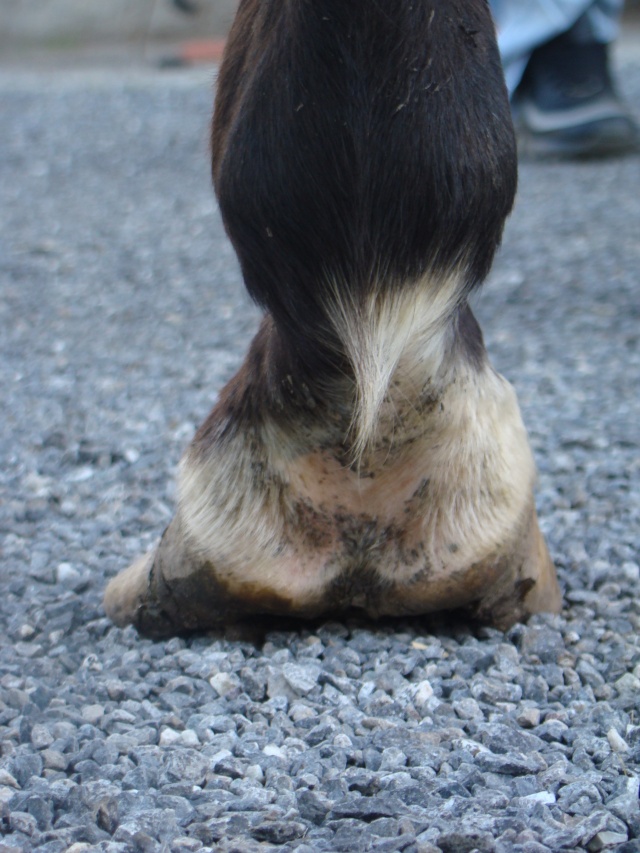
[519,119,639,159]
[514,98,640,160]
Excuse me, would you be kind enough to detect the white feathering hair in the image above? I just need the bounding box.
[327,270,466,463]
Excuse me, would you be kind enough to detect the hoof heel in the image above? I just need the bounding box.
[104,550,155,628]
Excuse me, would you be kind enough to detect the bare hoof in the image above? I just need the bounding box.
[104,521,237,639]
[103,550,160,634]
[105,358,561,638]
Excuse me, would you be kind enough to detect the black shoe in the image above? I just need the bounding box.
[513,35,639,159]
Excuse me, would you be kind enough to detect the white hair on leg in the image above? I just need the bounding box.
[327,270,466,463]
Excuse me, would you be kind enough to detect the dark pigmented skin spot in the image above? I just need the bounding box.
[284,502,433,615]
[287,499,334,550]
[410,478,431,502]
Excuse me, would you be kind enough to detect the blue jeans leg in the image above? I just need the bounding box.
[489,0,625,93]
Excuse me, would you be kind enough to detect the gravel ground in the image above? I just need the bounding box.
[1,58,640,853]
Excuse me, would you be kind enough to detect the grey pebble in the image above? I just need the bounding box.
[282,662,322,695]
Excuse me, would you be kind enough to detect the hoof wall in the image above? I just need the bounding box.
[104,550,155,628]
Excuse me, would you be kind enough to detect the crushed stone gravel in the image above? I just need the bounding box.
[1,61,640,853]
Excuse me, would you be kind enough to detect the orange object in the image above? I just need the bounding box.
[179,38,226,63]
